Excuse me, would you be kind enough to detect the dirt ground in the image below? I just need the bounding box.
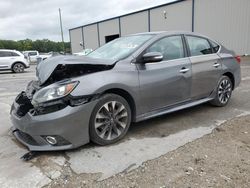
[0,58,249,188]
[45,115,250,188]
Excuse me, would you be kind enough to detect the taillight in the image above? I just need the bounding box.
[235,55,241,64]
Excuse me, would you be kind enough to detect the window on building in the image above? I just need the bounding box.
[105,34,120,43]
[186,36,213,56]
[146,35,185,61]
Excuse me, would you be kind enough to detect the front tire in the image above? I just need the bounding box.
[210,75,233,107]
[12,63,25,73]
[89,94,131,145]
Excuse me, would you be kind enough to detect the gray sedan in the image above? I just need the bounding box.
[10,31,241,151]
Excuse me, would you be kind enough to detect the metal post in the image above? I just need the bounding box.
[118,17,121,37]
[59,8,65,53]
[97,23,100,47]
[192,0,195,32]
[148,9,151,32]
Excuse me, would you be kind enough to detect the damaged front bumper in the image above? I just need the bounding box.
[10,92,97,151]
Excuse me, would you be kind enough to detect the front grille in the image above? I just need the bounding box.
[55,136,71,146]
[15,130,39,146]
[15,92,34,117]
[25,80,40,99]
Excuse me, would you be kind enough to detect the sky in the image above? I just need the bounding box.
[0,0,173,42]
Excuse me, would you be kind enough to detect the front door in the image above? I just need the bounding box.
[137,35,192,113]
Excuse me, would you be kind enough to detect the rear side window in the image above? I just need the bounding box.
[147,36,184,61]
[11,52,20,56]
[0,52,4,57]
[28,52,37,56]
[210,40,220,53]
[186,36,213,56]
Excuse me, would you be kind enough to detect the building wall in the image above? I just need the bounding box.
[194,0,250,55]
[70,0,250,54]
[120,11,149,36]
[99,19,120,46]
[83,24,99,50]
[150,0,192,31]
[69,28,83,53]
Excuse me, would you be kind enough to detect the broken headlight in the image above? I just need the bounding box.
[31,81,79,105]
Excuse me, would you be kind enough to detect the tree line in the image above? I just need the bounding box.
[0,39,71,53]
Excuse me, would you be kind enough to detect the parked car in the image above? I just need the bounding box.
[10,31,241,151]
[23,51,52,63]
[0,49,30,73]
[23,50,39,63]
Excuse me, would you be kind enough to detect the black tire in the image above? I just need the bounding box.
[89,94,131,145]
[210,75,233,107]
[12,62,25,73]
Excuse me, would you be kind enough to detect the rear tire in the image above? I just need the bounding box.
[210,76,233,107]
[89,94,131,145]
[12,63,25,73]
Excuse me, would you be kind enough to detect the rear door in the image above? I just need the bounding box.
[0,51,14,69]
[185,35,222,99]
[137,35,192,113]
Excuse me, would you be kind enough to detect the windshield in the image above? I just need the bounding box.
[87,35,153,60]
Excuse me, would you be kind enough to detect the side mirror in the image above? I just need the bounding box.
[142,52,163,63]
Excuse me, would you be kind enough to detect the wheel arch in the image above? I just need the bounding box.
[223,72,235,90]
[103,88,137,122]
[11,61,26,69]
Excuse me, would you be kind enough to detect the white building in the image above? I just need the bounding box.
[69,0,250,55]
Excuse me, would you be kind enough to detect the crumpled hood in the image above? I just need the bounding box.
[36,55,116,85]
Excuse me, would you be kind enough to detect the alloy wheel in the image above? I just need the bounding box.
[218,79,232,104]
[94,101,128,141]
[13,63,24,73]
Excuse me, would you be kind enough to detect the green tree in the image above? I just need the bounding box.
[0,39,71,53]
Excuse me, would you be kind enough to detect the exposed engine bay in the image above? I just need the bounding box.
[42,63,114,86]
[35,55,117,85]
[15,61,115,118]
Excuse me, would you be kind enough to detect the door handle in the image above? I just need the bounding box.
[179,67,189,73]
[213,63,220,68]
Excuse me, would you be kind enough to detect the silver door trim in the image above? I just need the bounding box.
[179,68,190,73]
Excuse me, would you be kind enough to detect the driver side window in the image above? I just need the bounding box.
[147,36,184,61]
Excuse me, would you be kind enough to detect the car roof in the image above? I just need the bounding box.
[0,49,18,52]
[128,31,210,39]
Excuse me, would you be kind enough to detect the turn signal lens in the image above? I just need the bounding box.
[235,56,241,64]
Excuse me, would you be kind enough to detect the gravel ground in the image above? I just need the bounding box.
[46,115,250,188]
